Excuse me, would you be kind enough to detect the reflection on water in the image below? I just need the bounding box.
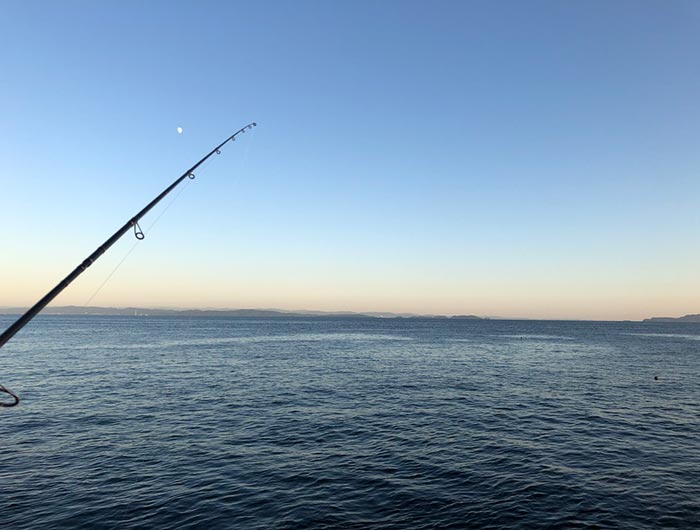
[622,332,700,340]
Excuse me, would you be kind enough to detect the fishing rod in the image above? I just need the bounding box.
[0,122,257,408]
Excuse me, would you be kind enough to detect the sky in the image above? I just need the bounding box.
[1,0,699,320]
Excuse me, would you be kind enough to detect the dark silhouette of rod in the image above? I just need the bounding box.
[0,122,257,407]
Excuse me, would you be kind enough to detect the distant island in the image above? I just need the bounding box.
[643,314,700,323]
[0,305,487,320]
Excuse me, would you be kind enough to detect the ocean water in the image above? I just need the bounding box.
[0,316,698,529]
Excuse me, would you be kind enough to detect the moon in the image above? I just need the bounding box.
[177,127,183,134]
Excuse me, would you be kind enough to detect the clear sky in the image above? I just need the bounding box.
[1,1,699,320]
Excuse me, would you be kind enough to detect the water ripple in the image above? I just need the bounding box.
[0,317,698,529]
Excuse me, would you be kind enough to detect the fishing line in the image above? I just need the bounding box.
[240,125,256,171]
[84,157,212,307]
[223,125,255,194]
[83,132,237,307]
[83,240,140,307]
[83,133,232,307]
[142,173,194,234]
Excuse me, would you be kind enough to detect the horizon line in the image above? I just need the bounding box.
[1,304,695,323]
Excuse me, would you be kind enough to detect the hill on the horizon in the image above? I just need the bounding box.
[643,314,700,323]
[0,305,485,320]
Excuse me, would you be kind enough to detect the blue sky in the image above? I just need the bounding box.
[1,1,699,319]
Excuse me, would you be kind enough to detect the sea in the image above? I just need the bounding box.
[0,316,698,529]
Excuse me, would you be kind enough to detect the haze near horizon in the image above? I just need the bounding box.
[1,1,699,321]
